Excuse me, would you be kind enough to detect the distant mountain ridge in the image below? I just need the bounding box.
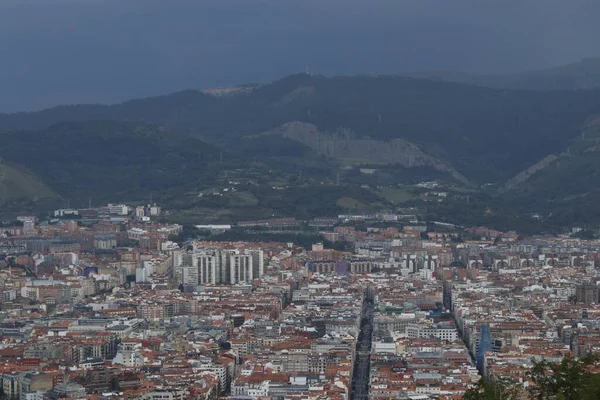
[3,71,600,185]
[403,57,600,90]
[2,59,600,225]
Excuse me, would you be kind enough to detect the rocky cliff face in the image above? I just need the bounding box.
[273,122,470,184]
[499,154,559,193]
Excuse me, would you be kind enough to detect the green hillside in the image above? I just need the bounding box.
[501,116,600,225]
[0,120,396,221]
[3,73,600,185]
[2,66,600,226]
[0,162,58,201]
[0,121,229,205]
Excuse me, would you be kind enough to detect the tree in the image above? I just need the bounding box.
[571,229,596,240]
[169,225,203,245]
[529,354,600,400]
[463,378,520,400]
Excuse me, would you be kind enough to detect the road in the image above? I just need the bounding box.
[351,291,374,400]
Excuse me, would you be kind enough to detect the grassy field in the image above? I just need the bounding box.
[377,187,414,204]
[229,191,259,207]
[336,197,365,210]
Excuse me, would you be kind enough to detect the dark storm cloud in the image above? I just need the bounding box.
[1,0,599,112]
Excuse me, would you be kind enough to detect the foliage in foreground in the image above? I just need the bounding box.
[463,355,600,400]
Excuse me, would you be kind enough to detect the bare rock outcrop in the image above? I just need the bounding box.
[273,122,470,185]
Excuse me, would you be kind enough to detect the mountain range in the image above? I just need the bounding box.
[2,58,600,228]
[403,57,600,91]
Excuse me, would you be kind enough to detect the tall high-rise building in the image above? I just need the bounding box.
[229,252,253,283]
[135,206,145,219]
[175,264,199,286]
[135,260,155,283]
[476,322,491,374]
[198,253,218,284]
[249,249,264,280]
[576,284,599,305]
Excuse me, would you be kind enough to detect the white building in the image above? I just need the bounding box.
[149,205,161,216]
[136,261,155,283]
[135,206,145,218]
[142,389,187,400]
[198,253,219,284]
[107,204,129,215]
[173,247,265,286]
[406,323,458,342]
[198,248,263,284]
[54,209,79,217]
[128,227,148,241]
[229,252,253,283]
[175,264,199,286]
[113,341,143,367]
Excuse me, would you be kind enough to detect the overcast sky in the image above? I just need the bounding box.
[1,0,599,112]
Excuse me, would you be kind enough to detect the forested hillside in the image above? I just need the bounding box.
[3,73,600,184]
[2,68,600,227]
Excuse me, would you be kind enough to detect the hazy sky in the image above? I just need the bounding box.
[1,0,599,112]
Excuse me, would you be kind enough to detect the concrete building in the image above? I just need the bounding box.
[113,341,143,367]
[1,374,20,399]
[142,389,187,400]
[135,206,145,219]
[135,260,155,283]
[189,248,263,285]
[175,264,199,287]
[576,284,599,305]
[149,205,161,216]
[198,253,218,284]
[50,382,86,399]
[107,204,129,215]
[94,234,117,249]
[406,323,458,342]
[19,372,52,400]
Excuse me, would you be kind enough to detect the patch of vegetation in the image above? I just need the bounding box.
[464,354,600,400]
[203,228,343,250]
[0,162,58,201]
[377,187,414,204]
[0,121,228,206]
[336,197,365,210]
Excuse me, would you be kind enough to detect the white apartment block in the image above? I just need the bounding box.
[175,264,199,286]
[174,248,264,286]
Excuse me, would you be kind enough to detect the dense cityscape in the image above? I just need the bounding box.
[0,202,599,399]
[2,1,600,399]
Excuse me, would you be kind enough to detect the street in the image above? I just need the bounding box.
[351,291,374,400]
